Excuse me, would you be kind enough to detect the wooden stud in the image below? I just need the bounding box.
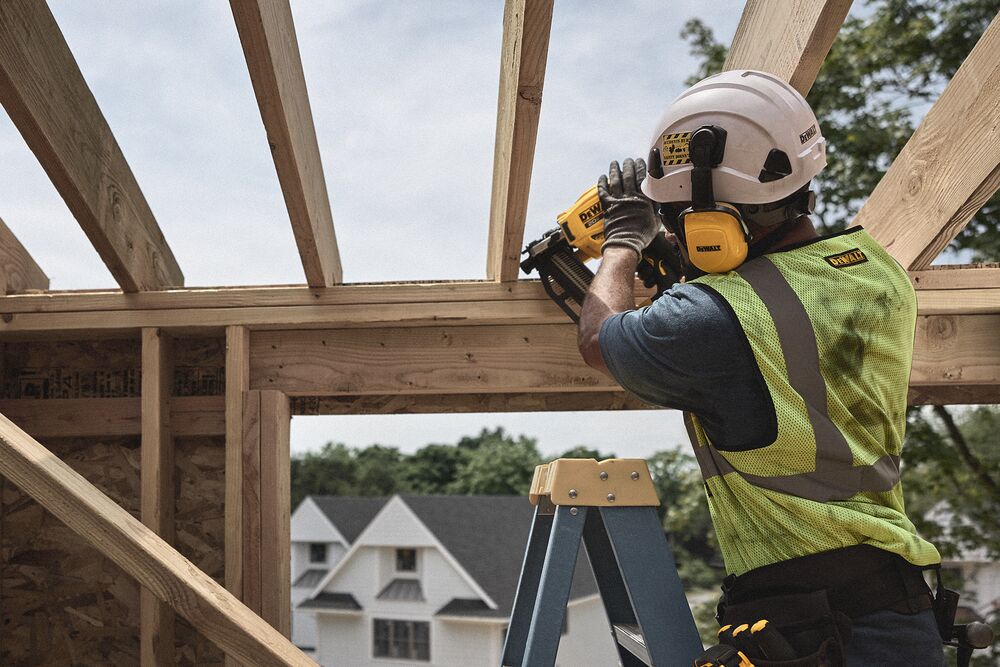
[291,391,651,415]
[486,0,555,282]
[0,411,315,666]
[241,390,263,615]
[724,0,853,95]
[0,1,183,291]
[141,328,175,666]
[231,0,342,287]
[225,326,250,625]
[0,218,47,295]
[258,390,291,637]
[859,14,1000,269]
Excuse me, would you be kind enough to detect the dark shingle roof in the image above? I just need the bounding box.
[298,592,362,611]
[293,568,328,589]
[309,496,388,544]
[377,578,424,602]
[400,495,598,617]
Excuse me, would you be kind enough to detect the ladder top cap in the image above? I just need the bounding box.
[528,458,660,507]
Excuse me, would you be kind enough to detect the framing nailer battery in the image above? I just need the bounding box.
[520,185,682,322]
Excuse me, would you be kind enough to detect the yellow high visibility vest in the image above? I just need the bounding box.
[687,227,940,576]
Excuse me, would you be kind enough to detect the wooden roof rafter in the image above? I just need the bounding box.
[0,0,183,292]
[486,0,555,282]
[231,0,344,287]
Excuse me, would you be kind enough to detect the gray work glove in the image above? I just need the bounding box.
[598,158,661,259]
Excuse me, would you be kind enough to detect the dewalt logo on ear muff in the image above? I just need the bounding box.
[678,125,750,274]
[680,203,748,273]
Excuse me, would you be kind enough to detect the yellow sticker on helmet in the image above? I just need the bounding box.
[660,131,692,166]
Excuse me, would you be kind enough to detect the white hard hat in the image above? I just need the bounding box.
[641,70,826,205]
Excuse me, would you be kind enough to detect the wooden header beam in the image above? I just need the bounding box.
[858,13,1000,270]
[0,218,48,295]
[486,0,555,282]
[724,0,853,95]
[0,1,183,292]
[231,0,343,287]
[0,411,315,666]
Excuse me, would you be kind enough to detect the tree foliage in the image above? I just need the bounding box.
[683,0,1000,257]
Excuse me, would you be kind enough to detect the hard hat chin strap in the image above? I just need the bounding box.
[738,186,816,229]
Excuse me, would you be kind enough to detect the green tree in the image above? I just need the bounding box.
[558,445,617,460]
[682,0,1000,257]
[290,442,360,508]
[403,443,470,493]
[449,430,543,495]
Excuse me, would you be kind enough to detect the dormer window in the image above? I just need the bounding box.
[396,548,417,573]
[309,542,327,564]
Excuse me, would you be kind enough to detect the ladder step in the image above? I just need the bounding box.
[613,623,651,666]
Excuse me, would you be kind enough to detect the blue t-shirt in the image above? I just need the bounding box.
[598,282,776,451]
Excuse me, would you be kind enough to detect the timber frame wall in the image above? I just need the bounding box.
[0,0,997,665]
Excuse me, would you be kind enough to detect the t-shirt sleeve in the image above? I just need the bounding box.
[598,283,749,414]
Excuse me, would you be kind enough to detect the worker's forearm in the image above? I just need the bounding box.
[577,247,638,372]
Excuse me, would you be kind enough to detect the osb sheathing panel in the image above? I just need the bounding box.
[0,435,226,666]
[174,436,225,666]
[0,437,142,666]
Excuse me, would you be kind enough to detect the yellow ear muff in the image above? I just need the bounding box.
[679,203,748,273]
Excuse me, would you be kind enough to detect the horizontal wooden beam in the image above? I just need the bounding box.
[0,273,992,336]
[249,313,1000,405]
[0,1,183,291]
[231,0,342,287]
[486,0,555,282]
[724,0,853,94]
[0,217,48,295]
[0,396,224,438]
[858,13,1000,269]
[291,391,651,415]
[0,411,314,666]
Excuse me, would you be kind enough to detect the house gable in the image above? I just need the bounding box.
[292,496,348,545]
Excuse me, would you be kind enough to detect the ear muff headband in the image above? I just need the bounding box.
[680,126,749,274]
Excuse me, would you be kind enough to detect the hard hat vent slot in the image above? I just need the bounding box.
[759,149,792,183]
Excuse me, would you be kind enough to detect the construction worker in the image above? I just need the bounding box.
[577,70,947,665]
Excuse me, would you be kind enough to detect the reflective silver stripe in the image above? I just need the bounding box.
[690,257,900,503]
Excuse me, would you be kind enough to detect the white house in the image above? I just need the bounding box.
[297,494,620,666]
[291,496,389,654]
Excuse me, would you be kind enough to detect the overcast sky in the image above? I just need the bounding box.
[0,1,749,458]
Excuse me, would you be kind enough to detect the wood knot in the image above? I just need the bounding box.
[518,85,542,105]
[926,315,956,340]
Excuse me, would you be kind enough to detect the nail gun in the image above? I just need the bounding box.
[520,185,683,322]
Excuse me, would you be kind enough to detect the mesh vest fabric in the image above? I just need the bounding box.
[687,228,940,576]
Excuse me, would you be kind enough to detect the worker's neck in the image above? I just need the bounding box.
[751,216,819,254]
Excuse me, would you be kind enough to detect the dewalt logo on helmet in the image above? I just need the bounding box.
[824,248,868,268]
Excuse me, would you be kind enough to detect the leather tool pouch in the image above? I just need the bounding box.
[720,590,852,667]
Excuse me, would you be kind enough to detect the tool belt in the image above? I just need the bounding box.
[713,545,935,666]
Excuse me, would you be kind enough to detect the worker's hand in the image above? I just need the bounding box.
[598,158,661,259]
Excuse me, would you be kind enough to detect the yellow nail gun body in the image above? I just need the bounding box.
[521,185,679,322]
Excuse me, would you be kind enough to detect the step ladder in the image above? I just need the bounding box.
[501,458,704,667]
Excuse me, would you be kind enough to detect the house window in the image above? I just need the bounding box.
[396,548,417,573]
[373,619,430,661]
[309,543,327,564]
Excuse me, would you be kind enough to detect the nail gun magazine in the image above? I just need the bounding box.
[520,185,684,322]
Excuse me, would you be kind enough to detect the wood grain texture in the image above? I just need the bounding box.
[291,391,652,415]
[0,1,182,291]
[258,390,290,637]
[911,314,1000,395]
[0,218,47,295]
[724,0,853,94]
[140,328,175,666]
[486,0,554,281]
[231,0,342,286]
[240,390,262,615]
[225,326,250,622]
[0,397,224,438]
[0,416,315,666]
[910,264,1000,290]
[251,324,613,397]
[858,14,1000,269]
